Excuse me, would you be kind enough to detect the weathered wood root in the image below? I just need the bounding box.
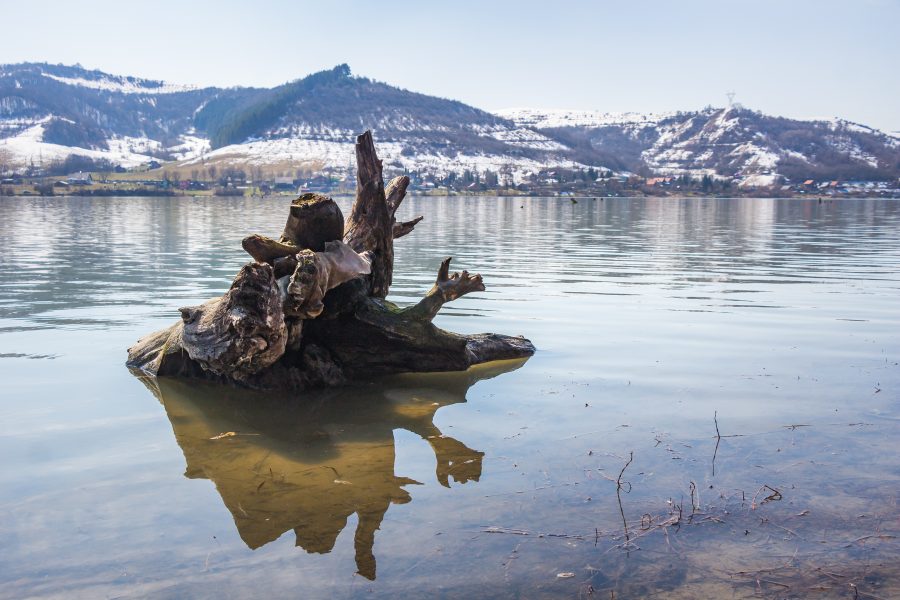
[243,194,345,264]
[300,279,533,381]
[393,216,423,239]
[127,130,535,391]
[127,264,288,382]
[282,241,372,319]
[281,193,344,251]
[385,175,410,216]
[385,175,423,239]
[241,234,298,264]
[344,131,394,298]
[178,262,287,380]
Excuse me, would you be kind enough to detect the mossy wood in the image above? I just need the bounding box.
[127,131,534,389]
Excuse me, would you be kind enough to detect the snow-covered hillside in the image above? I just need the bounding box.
[0,63,604,180]
[0,116,209,168]
[182,134,589,184]
[498,106,900,183]
[496,107,675,129]
[2,62,898,186]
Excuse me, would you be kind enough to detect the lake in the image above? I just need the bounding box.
[1,195,898,599]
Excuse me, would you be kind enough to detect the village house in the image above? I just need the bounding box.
[67,172,93,185]
[272,177,296,192]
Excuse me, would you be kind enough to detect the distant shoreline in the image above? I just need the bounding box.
[2,191,896,201]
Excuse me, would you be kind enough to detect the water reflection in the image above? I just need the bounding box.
[136,359,526,580]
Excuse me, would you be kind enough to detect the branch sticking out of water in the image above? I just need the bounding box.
[750,484,783,510]
[616,451,634,544]
[689,481,699,517]
[712,411,721,476]
[616,451,633,493]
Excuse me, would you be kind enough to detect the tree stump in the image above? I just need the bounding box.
[127,131,534,390]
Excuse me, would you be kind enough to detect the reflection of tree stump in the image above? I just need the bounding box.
[127,131,535,389]
[139,359,527,579]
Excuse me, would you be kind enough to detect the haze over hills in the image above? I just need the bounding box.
[1,62,898,186]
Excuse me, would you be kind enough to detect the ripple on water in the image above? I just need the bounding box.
[0,196,898,598]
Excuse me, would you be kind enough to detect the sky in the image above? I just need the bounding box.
[2,0,898,132]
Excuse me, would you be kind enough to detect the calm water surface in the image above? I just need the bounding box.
[0,196,898,599]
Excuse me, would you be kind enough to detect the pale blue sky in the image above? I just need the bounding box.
[2,0,897,131]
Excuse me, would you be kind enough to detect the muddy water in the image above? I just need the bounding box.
[0,196,898,598]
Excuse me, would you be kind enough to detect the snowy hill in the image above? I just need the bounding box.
[183,65,590,182]
[0,63,594,181]
[498,107,900,182]
[2,62,898,185]
[0,63,214,168]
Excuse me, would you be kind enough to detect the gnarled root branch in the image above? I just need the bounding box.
[128,130,535,391]
[406,257,485,321]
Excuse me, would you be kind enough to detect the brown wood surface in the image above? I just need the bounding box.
[127,131,534,390]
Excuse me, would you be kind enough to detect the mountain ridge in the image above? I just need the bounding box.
[1,62,898,186]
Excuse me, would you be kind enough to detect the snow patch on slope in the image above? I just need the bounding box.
[41,72,198,95]
[0,117,158,167]
[495,107,676,129]
[730,142,779,170]
[168,134,210,161]
[738,174,779,188]
[487,127,568,151]
[181,137,592,184]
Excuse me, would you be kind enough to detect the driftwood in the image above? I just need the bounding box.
[127,131,534,390]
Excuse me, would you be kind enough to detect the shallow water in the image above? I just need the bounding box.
[0,196,898,599]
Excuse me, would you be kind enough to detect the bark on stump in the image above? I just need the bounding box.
[127,131,534,390]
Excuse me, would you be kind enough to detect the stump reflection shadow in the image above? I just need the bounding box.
[136,358,527,580]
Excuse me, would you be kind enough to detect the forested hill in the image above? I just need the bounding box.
[196,64,512,150]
